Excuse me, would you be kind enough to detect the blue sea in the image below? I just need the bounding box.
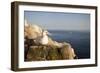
[48,30,90,59]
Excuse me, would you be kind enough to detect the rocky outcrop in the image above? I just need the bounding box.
[24,22,77,61]
[26,44,76,61]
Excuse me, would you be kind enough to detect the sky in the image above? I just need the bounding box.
[24,11,90,31]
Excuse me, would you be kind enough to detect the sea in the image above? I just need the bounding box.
[48,30,90,59]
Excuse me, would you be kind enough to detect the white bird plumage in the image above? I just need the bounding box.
[40,30,49,45]
[24,20,43,39]
[24,20,51,45]
[34,30,50,45]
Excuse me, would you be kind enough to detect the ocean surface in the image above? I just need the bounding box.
[48,30,90,59]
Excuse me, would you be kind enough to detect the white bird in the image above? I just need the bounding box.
[34,30,51,45]
[24,20,51,45]
[24,20,43,39]
[40,30,49,45]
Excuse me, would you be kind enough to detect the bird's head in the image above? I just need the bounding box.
[42,30,51,36]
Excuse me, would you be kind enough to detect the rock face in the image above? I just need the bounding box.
[24,22,77,61]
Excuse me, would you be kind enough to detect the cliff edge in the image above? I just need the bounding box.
[24,23,77,61]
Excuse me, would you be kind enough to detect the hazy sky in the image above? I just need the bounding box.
[24,11,90,31]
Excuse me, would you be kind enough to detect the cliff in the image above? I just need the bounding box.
[24,23,77,61]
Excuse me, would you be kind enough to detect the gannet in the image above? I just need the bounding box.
[24,20,43,39]
[34,30,51,45]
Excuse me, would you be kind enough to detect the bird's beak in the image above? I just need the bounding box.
[47,31,52,35]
